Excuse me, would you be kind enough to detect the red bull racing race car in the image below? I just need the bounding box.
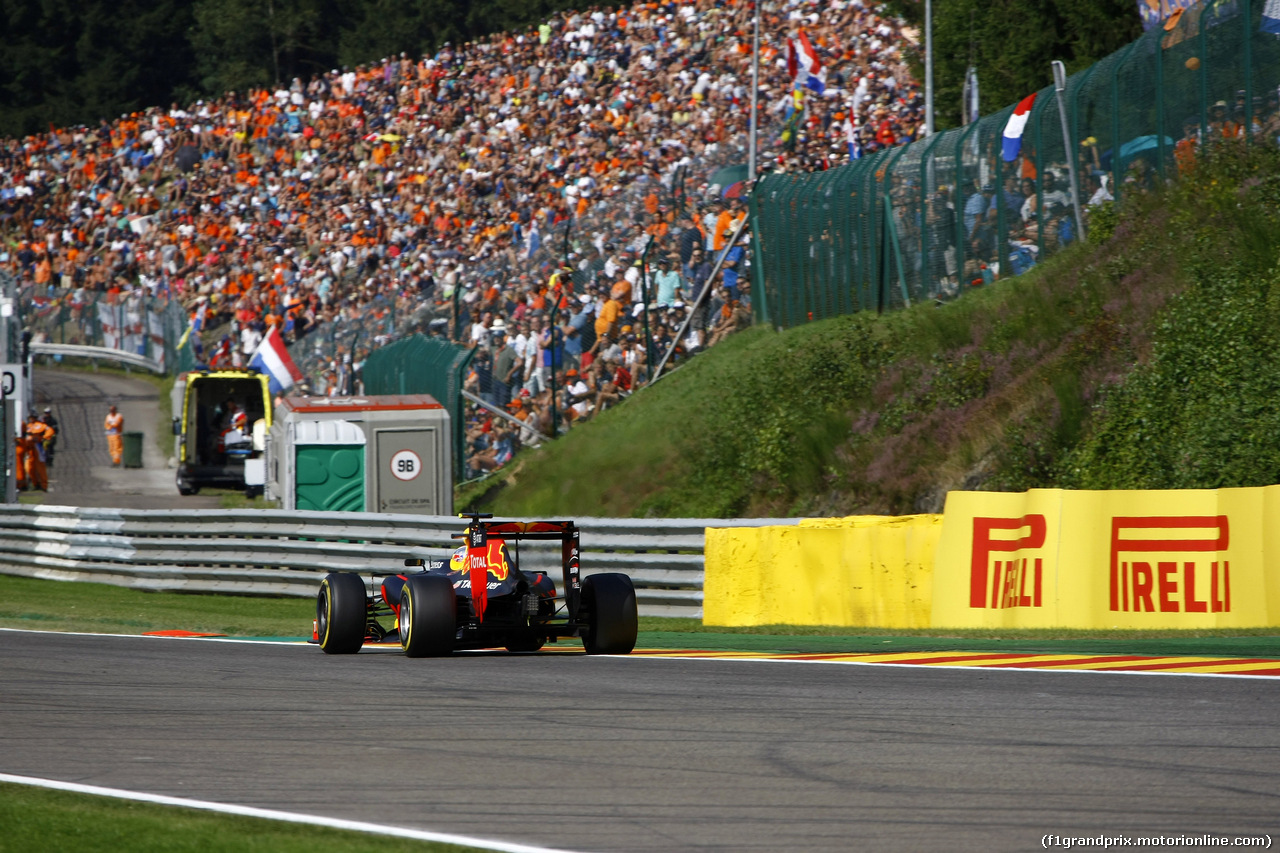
[313,514,638,656]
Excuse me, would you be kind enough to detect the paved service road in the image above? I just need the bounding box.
[32,369,219,509]
[2,631,1276,852]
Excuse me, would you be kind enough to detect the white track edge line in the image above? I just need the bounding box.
[0,772,587,853]
[2,626,1275,678]
[0,627,301,645]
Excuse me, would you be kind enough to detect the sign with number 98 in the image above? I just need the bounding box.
[389,449,422,481]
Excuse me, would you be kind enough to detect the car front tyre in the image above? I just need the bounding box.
[317,572,366,654]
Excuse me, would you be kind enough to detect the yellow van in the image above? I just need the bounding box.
[172,369,273,496]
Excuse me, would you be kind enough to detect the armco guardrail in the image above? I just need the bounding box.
[0,505,799,619]
[30,343,164,374]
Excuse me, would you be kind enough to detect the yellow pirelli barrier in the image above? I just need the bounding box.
[703,515,941,627]
[932,487,1280,629]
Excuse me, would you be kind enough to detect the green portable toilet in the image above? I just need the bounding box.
[266,395,452,516]
[292,420,367,512]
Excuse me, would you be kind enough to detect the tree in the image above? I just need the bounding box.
[889,0,1142,129]
[190,0,342,94]
[0,0,196,136]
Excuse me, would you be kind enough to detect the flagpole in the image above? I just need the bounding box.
[748,0,760,182]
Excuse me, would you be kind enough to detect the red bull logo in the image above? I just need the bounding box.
[1110,516,1230,613]
[471,540,510,580]
[969,515,1047,609]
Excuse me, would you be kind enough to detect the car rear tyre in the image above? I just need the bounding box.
[400,574,456,658]
[317,572,366,654]
[582,573,637,655]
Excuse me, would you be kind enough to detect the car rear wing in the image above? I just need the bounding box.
[452,513,583,622]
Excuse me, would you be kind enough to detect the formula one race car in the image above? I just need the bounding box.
[313,514,638,657]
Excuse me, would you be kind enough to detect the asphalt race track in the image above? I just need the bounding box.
[2,631,1278,851]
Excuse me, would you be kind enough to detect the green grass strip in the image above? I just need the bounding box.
[0,782,480,853]
[0,574,313,637]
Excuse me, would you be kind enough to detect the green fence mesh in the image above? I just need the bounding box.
[360,333,475,478]
[751,0,1280,329]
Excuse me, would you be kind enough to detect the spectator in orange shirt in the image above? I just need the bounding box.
[104,405,125,466]
[22,414,53,490]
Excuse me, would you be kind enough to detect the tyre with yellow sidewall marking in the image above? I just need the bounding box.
[317,572,366,654]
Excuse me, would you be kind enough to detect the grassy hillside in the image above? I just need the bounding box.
[462,144,1280,518]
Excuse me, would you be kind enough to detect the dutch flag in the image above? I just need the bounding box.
[249,325,304,395]
[1002,92,1037,162]
[787,30,826,96]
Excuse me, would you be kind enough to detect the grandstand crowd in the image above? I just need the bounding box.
[0,0,925,479]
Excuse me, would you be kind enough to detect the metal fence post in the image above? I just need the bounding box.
[1053,62,1087,243]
